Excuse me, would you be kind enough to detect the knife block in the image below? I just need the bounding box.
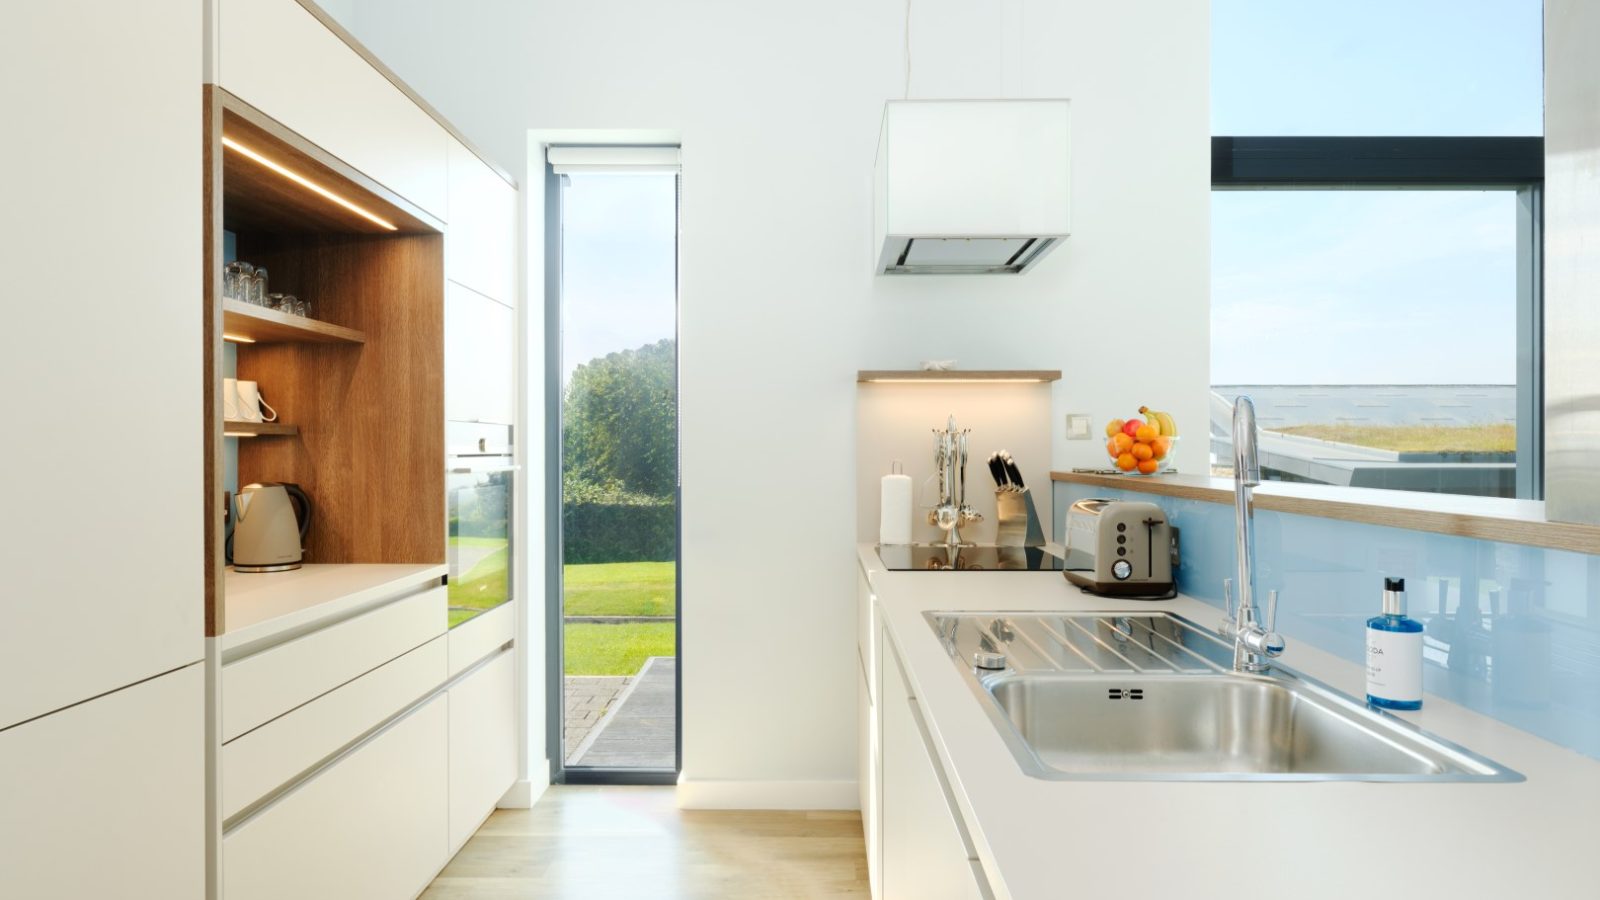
[995,488,1046,547]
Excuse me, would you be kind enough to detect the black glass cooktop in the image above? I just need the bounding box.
[877,544,1065,572]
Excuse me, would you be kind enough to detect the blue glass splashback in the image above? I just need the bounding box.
[1055,481,1600,760]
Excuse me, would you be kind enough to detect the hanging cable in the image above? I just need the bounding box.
[904,0,913,99]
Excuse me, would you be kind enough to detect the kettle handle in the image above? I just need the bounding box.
[281,483,312,540]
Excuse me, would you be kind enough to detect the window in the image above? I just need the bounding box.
[1211,3,1544,499]
[547,146,682,783]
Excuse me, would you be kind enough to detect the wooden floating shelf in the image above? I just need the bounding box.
[223,299,366,345]
[222,420,299,437]
[857,369,1062,384]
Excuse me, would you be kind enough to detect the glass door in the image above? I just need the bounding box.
[548,152,680,781]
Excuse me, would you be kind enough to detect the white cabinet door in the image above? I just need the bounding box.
[0,665,204,900]
[881,638,983,900]
[859,649,882,898]
[446,138,518,306]
[448,649,518,853]
[0,0,203,730]
[218,0,450,218]
[445,281,516,425]
[225,695,449,900]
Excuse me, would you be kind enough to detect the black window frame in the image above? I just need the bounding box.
[1210,136,1545,499]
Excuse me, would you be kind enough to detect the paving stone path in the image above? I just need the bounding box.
[563,676,628,763]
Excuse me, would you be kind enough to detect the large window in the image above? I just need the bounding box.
[1211,1,1544,499]
[548,148,681,782]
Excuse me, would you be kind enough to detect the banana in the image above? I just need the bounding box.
[1139,405,1179,437]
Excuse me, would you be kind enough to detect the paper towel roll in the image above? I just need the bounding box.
[879,467,913,545]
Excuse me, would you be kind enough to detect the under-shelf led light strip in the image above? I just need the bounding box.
[865,377,1048,384]
[221,135,398,231]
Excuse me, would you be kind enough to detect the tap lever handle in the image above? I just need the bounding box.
[1266,589,1279,632]
[1223,578,1235,622]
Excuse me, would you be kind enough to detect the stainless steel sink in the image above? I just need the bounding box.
[927,612,1522,782]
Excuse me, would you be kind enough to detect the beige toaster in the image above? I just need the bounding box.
[1063,499,1177,598]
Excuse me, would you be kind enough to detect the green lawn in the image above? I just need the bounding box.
[563,561,675,617]
[563,561,676,675]
[1272,423,1516,454]
[565,622,675,676]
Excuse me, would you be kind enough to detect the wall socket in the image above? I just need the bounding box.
[1066,414,1092,440]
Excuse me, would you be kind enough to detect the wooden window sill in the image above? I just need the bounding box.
[1050,470,1600,555]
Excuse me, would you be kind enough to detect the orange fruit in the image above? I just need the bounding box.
[1137,458,1160,474]
[1134,424,1158,444]
[1151,436,1171,460]
[1105,418,1126,438]
[1131,443,1153,461]
[1111,433,1134,455]
[1115,453,1137,472]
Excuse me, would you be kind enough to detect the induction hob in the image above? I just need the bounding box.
[876,544,1065,572]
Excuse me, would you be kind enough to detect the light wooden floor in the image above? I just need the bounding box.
[420,786,870,899]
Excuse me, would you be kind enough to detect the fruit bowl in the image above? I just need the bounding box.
[1104,408,1179,475]
[1114,436,1178,476]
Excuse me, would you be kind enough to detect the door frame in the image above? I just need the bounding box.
[543,154,682,786]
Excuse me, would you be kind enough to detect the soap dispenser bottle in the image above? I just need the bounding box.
[1366,577,1423,710]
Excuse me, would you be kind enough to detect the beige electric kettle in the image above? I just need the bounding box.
[229,482,312,573]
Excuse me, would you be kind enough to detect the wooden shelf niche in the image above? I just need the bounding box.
[205,89,447,636]
[223,299,366,345]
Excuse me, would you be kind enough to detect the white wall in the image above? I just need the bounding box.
[339,0,1209,806]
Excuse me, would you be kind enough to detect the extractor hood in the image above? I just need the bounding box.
[874,99,1071,275]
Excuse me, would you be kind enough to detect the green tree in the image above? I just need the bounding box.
[563,338,677,499]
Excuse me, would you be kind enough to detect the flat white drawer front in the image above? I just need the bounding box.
[448,599,516,678]
[223,586,444,741]
[224,695,448,900]
[446,138,517,305]
[447,649,518,853]
[218,0,450,218]
[222,636,447,820]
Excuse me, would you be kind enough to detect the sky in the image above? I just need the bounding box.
[561,173,677,381]
[1210,0,1543,385]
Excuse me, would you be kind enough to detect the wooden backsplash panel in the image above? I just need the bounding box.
[236,232,444,564]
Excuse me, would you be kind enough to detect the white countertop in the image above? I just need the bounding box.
[221,563,447,658]
[859,545,1599,900]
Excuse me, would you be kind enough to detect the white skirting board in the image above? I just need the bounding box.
[497,765,551,810]
[675,778,860,811]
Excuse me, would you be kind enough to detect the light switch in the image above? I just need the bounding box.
[1066,414,1092,440]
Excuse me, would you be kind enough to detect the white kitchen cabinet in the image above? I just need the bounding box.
[224,694,449,900]
[445,280,517,425]
[448,648,519,853]
[880,634,985,900]
[0,0,203,731]
[222,584,445,741]
[0,665,204,900]
[858,566,882,897]
[449,598,517,678]
[218,0,450,218]
[447,138,518,306]
[222,636,447,820]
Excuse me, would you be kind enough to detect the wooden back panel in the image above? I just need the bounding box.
[236,232,444,564]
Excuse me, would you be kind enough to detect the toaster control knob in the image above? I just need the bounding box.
[1112,559,1133,581]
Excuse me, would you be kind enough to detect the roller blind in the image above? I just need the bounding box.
[547,146,681,174]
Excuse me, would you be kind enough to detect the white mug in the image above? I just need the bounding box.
[235,380,278,423]
[222,378,239,420]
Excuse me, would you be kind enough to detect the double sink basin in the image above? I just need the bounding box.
[928,611,1520,782]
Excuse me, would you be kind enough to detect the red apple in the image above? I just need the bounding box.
[1122,418,1144,438]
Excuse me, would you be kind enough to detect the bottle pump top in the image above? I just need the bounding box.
[1383,577,1407,616]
